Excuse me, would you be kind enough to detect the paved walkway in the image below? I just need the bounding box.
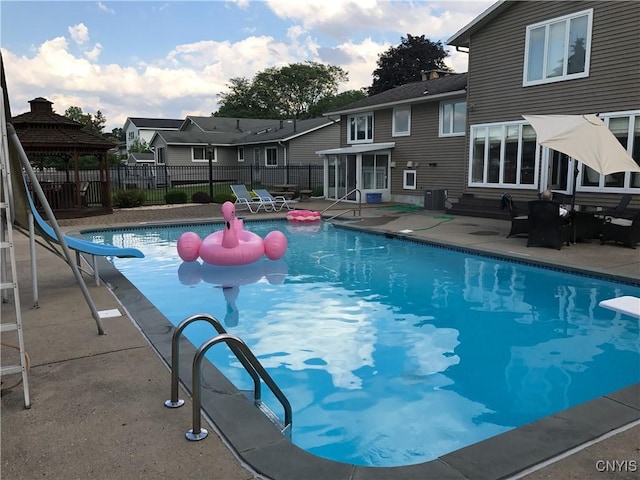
[1,201,638,479]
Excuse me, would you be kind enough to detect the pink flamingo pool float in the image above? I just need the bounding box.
[177,201,287,266]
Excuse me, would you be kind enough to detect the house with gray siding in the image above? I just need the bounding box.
[447,0,640,212]
[123,117,184,153]
[319,0,639,210]
[319,72,468,204]
[148,116,339,169]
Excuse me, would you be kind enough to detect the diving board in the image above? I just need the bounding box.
[599,296,640,319]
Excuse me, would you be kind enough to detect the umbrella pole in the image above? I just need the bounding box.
[571,162,579,243]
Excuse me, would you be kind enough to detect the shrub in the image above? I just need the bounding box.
[164,189,188,204]
[311,187,324,197]
[191,191,211,204]
[112,188,146,208]
[213,192,236,204]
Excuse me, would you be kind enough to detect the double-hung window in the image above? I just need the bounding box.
[265,146,277,166]
[469,122,537,188]
[392,107,411,137]
[156,147,165,165]
[192,146,215,163]
[348,112,373,143]
[524,9,593,86]
[440,100,466,136]
[237,147,244,163]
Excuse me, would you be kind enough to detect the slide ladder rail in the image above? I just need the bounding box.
[0,91,30,408]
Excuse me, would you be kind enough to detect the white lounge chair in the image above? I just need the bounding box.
[230,184,273,213]
[253,189,297,211]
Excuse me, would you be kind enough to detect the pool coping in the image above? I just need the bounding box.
[72,220,640,480]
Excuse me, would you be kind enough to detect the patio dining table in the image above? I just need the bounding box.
[568,205,605,242]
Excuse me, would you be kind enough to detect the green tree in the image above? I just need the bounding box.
[64,106,106,133]
[369,34,451,95]
[215,62,349,119]
[308,89,368,117]
[128,138,151,153]
[107,127,125,141]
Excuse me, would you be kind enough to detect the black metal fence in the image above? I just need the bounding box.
[109,164,324,205]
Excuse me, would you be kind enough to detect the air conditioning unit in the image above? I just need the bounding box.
[424,188,447,210]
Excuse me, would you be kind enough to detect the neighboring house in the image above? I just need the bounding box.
[319,1,640,209]
[318,71,468,204]
[447,0,639,211]
[126,152,155,165]
[123,117,184,153]
[148,116,339,169]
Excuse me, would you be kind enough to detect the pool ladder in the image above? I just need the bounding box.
[165,313,292,441]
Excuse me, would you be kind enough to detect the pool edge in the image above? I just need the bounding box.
[78,223,640,480]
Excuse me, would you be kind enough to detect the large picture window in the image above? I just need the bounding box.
[348,113,373,143]
[469,122,537,188]
[524,9,592,86]
[440,100,466,136]
[580,112,640,191]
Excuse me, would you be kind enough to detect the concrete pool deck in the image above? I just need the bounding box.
[1,200,638,479]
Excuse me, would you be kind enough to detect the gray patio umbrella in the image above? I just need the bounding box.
[523,114,640,209]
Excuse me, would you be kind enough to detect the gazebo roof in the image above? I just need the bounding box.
[12,97,115,152]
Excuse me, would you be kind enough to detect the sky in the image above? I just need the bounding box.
[0,0,494,132]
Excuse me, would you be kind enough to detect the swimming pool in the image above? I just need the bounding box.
[84,220,640,468]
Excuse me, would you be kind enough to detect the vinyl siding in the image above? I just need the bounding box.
[339,96,467,201]
[464,1,640,209]
[288,122,339,165]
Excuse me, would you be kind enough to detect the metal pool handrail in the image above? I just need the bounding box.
[164,313,261,408]
[322,188,362,221]
[188,333,293,441]
[164,313,292,441]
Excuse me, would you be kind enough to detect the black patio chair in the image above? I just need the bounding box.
[500,193,528,238]
[600,210,640,249]
[598,194,633,218]
[526,200,572,250]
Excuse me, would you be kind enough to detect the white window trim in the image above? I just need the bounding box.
[439,99,466,137]
[265,146,277,167]
[192,146,216,163]
[392,106,411,137]
[578,110,640,193]
[237,146,244,163]
[523,8,593,87]
[403,169,417,190]
[468,121,540,189]
[156,147,165,165]
[347,112,374,144]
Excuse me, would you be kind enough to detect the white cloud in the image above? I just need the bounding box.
[68,23,90,45]
[97,2,115,14]
[84,43,103,62]
[3,1,492,131]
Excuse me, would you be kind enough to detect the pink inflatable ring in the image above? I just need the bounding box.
[286,210,321,223]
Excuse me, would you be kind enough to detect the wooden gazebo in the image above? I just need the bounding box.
[11,97,115,217]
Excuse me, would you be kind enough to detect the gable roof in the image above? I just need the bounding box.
[127,152,155,163]
[152,130,243,146]
[238,117,337,145]
[152,117,337,147]
[324,73,468,115]
[183,116,277,133]
[125,117,184,130]
[447,1,511,47]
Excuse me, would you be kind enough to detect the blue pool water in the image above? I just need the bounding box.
[84,221,640,467]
